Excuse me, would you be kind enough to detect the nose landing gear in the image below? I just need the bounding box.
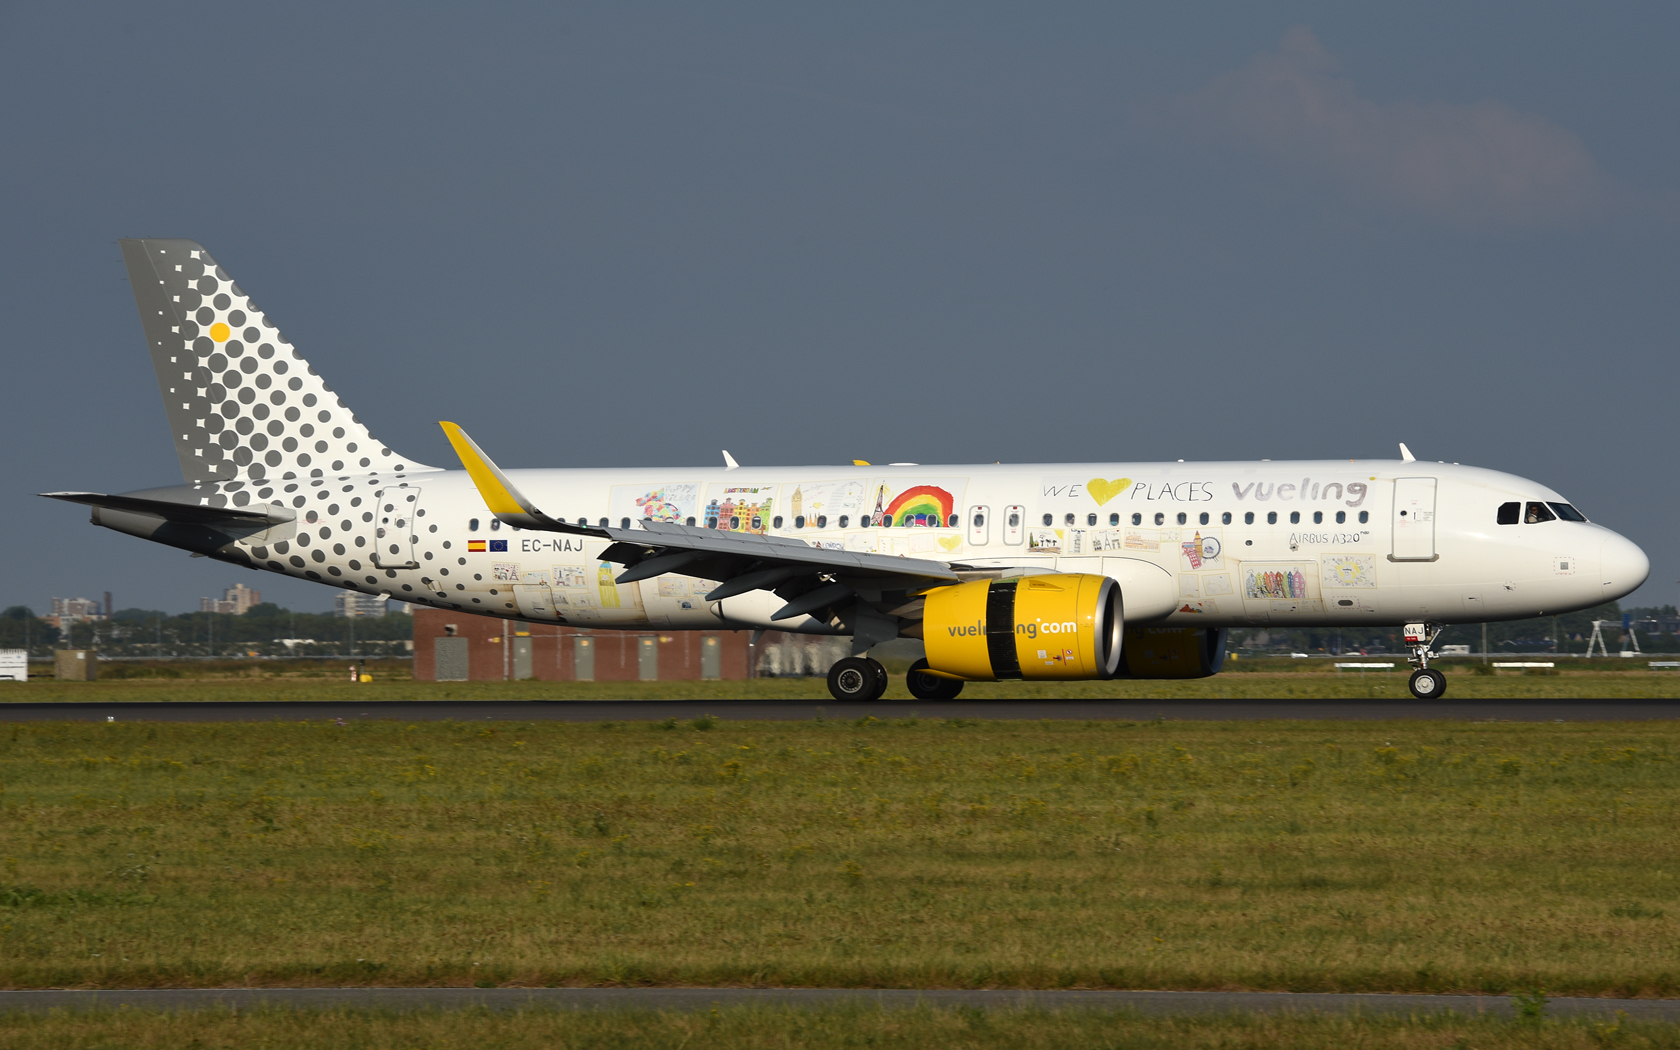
[1403,622,1448,700]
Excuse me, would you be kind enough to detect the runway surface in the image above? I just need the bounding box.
[0,986,1674,1018]
[1,698,1677,722]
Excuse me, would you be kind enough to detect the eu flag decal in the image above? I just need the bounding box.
[489,539,508,552]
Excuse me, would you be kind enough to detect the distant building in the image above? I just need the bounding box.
[335,592,389,618]
[48,597,105,630]
[200,583,261,615]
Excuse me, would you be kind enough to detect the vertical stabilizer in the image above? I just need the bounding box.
[119,239,435,484]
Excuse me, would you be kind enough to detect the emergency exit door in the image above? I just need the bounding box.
[1391,478,1438,561]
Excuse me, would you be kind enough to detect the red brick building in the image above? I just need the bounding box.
[412,607,784,682]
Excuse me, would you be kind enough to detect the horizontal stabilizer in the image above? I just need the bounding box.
[40,491,295,526]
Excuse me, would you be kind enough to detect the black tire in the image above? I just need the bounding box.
[868,657,890,697]
[1408,667,1447,700]
[906,658,964,701]
[828,656,886,701]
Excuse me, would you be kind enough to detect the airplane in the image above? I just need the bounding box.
[43,240,1649,701]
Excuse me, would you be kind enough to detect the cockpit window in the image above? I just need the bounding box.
[1496,502,1519,525]
[1547,502,1588,522]
[1525,502,1556,524]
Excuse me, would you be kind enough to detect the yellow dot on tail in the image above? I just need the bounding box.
[209,322,231,342]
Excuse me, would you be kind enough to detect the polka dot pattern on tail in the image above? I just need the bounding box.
[119,238,438,485]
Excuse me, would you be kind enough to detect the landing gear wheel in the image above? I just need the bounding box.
[828,657,887,702]
[1408,668,1447,700]
[905,658,964,701]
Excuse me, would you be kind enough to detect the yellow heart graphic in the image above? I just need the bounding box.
[938,535,963,552]
[1086,477,1132,506]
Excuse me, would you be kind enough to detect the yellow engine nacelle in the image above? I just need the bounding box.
[1116,626,1227,679]
[922,574,1122,681]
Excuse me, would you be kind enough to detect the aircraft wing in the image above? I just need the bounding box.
[439,422,958,621]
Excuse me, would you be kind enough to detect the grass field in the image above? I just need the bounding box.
[7,662,1680,701]
[1,1003,1674,1050]
[3,716,1679,996]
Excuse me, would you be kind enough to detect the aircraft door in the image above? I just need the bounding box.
[968,505,990,546]
[1391,478,1437,561]
[514,570,556,620]
[373,486,421,568]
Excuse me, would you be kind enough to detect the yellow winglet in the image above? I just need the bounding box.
[852,459,871,466]
[439,421,534,517]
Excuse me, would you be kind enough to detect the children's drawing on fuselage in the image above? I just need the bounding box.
[786,479,867,528]
[1026,528,1062,555]
[610,482,699,525]
[1123,529,1158,551]
[1202,573,1234,597]
[1179,531,1223,571]
[1244,564,1316,601]
[553,566,588,589]
[703,483,778,535]
[492,562,520,583]
[864,478,967,529]
[1323,555,1378,589]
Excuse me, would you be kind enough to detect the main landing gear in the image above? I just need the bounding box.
[1403,622,1448,700]
[827,656,890,701]
[825,657,967,702]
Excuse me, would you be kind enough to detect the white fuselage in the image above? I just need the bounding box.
[155,458,1647,634]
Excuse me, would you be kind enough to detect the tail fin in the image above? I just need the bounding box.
[119,239,435,484]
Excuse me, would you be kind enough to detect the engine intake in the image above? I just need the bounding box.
[922,574,1122,681]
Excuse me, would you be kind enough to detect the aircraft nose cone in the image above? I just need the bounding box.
[1600,533,1650,601]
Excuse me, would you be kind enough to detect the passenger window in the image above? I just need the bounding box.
[685,517,695,527]
[468,518,479,531]
[598,518,608,528]
[795,515,805,529]
[1547,502,1587,522]
[1154,512,1165,526]
[1087,513,1097,526]
[881,514,893,527]
[947,514,960,527]
[1008,511,1020,526]
[1496,502,1520,525]
[1065,513,1076,526]
[1267,511,1277,525]
[838,515,850,528]
[773,516,783,529]
[1335,510,1345,524]
[1199,512,1209,525]
[728,516,740,529]
[1110,513,1120,526]
[1221,512,1232,525]
[621,517,631,529]
[972,513,983,528]
[1525,502,1556,524]
[1312,511,1322,524]
[1131,513,1142,526]
[1289,511,1300,524]
[1176,512,1187,525]
[1358,511,1368,524]
[817,515,828,528]
[1244,512,1254,525]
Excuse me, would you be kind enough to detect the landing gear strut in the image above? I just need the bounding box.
[1403,622,1447,700]
[827,656,889,702]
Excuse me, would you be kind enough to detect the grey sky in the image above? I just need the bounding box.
[2,4,1676,614]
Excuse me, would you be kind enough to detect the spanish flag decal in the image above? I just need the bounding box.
[468,540,487,552]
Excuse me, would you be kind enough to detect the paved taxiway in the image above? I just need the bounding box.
[0,699,1677,722]
[0,987,1675,1018]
